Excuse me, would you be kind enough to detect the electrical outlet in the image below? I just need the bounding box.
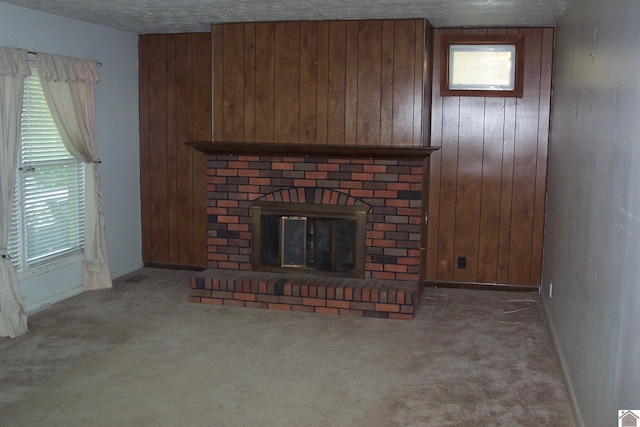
[457,256,466,269]
[549,282,553,298]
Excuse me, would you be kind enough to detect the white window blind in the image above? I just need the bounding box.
[8,62,85,272]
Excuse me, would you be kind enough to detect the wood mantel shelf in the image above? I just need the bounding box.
[186,141,440,160]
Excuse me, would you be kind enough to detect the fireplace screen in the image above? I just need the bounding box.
[252,202,366,278]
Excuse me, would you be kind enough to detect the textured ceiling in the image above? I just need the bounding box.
[3,0,570,34]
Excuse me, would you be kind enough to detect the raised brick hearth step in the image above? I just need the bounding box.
[190,269,421,320]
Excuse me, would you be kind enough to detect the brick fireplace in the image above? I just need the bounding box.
[188,142,437,319]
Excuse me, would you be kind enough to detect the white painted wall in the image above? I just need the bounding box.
[0,2,142,313]
[543,0,640,425]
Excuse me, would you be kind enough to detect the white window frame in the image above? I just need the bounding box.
[8,59,85,277]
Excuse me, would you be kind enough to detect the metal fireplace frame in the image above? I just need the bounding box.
[251,201,367,279]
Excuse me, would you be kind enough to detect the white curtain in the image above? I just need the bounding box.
[0,47,29,338]
[36,53,112,291]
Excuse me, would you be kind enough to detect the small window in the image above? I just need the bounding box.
[440,34,525,97]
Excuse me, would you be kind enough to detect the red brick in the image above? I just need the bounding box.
[294,179,317,187]
[305,171,328,179]
[267,303,292,311]
[217,169,238,177]
[228,161,250,169]
[352,172,375,181]
[302,297,326,307]
[375,303,401,313]
[327,300,351,309]
[189,296,201,303]
[363,165,388,173]
[227,223,250,231]
[317,163,340,171]
[273,162,294,170]
[372,271,397,280]
[207,176,228,184]
[234,292,257,301]
[373,223,396,231]
[238,169,261,177]
[315,307,339,315]
[291,305,315,313]
[218,261,240,269]
[385,264,408,273]
[279,296,303,305]
[218,200,239,207]
[217,216,239,224]
[206,207,228,215]
[349,189,374,198]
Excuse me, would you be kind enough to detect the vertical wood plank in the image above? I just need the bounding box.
[380,20,395,147]
[300,21,318,143]
[477,95,506,283]
[426,28,443,280]
[192,32,212,267]
[344,21,359,145]
[316,21,329,144]
[138,35,151,263]
[165,35,178,264]
[212,25,224,141]
[274,21,301,143]
[452,95,485,282]
[244,24,256,143]
[175,34,195,265]
[508,28,542,285]
[222,24,246,141]
[529,27,554,286]
[412,19,425,147]
[356,20,382,145]
[392,20,416,147]
[327,21,347,144]
[255,23,275,142]
[147,35,169,263]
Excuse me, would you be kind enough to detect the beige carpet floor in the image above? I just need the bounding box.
[0,268,575,426]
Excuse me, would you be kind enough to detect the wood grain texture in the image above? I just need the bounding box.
[427,27,553,287]
[139,33,211,269]
[212,19,428,147]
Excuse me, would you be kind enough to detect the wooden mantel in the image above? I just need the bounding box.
[187,141,440,160]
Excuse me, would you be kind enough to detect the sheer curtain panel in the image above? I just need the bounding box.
[0,47,29,338]
[36,53,112,291]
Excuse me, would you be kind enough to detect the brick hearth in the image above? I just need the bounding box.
[190,269,421,320]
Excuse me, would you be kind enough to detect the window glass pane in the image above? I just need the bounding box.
[449,45,516,90]
[8,62,84,272]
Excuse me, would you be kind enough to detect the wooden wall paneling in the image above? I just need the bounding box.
[392,20,417,147]
[165,35,178,264]
[344,21,359,145]
[300,21,318,143]
[138,36,151,262]
[356,20,382,145]
[222,24,246,141]
[452,94,485,282]
[327,21,347,144]
[412,20,425,147]
[530,27,554,285]
[212,25,224,140]
[380,20,395,147]
[274,21,301,143]
[244,24,256,142]
[477,95,506,283]
[452,28,486,283]
[316,21,329,144]
[175,34,195,266]
[147,35,170,263]
[254,23,275,143]
[191,32,212,267]
[508,28,542,285]
[426,28,443,279]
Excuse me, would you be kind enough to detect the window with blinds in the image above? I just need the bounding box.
[8,62,85,273]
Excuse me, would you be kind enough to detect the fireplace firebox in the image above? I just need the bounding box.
[251,202,366,279]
